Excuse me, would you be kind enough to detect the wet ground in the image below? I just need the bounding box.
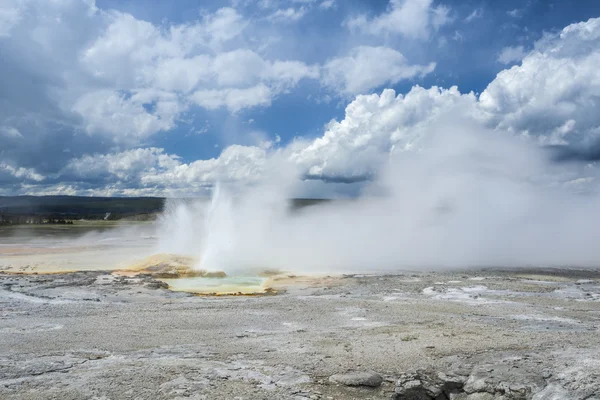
[1,267,599,399]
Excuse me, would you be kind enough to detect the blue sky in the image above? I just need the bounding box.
[1,0,600,196]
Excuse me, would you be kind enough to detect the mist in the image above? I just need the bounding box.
[156,114,600,275]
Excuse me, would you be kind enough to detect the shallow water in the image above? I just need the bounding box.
[160,276,269,294]
[0,222,157,272]
[0,223,274,295]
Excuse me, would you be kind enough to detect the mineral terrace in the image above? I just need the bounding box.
[1,266,599,399]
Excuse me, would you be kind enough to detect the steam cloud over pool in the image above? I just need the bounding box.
[156,115,600,275]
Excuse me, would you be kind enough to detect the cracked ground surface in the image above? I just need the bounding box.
[1,268,600,399]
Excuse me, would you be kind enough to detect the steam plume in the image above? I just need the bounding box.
[157,112,600,275]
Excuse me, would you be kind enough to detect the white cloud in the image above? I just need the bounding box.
[289,86,479,180]
[80,13,168,86]
[507,8,521,18]
[268,60,320,88]
[78,10,319,119]
[202,7,249,45]
[3,4,600,195]
[0,0,437,169]
[143,49,318,100]
[71,89,183,141]
[497,45,526,64]
[322,46,435,95]
[465,8,482,22]
[80,9,246,89]
[212,49,269,87]
[346,0,451,39]
[0,163,44,182]
[431,4,451,30]
[191,85,273,113]
[0,1,321,151]
[294,17,600,181]
[481,17,600,147]
[267,7,307,22]
[143,145,267,187]
[57,145,268,195]
[319,0,335,10]
[207,50,320,89]
[62,147,180,182]
[0,126,23,139]
[150,55,213,93]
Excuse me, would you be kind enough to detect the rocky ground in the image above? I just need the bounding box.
[1,268,599,399]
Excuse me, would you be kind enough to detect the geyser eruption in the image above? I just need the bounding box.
[199,182,236,272]
[157,113,600,275]
[156,197,204,257]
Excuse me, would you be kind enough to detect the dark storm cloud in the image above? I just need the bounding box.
[549,143,600,163]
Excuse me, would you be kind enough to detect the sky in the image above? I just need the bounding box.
[0,0,599,197]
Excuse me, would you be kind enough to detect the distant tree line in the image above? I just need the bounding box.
[0,196,330,226]
[0,213,75,226]
[46,217,74,225]
[0,196,166,225]
[0,212,160,226]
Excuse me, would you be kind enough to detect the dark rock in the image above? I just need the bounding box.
[145,281,169,289]
[329,371,383,387]
[394,370,467,400]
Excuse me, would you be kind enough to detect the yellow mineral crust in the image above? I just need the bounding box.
[114,253,227,278]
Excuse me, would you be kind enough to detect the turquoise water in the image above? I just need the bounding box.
[159,276,269,294]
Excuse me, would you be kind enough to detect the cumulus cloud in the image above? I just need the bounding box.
[142,145,267,188]
[0,163,44,183]
[0,0,320,191]
[8,86,475,192]
[481,18,600,149]
[61,148,181,183]
[322,46,436,95]
[302,17,600,181]
[289,86,479,181]
[346,0,451,39]
[79,9,318,117]
[72,89,183,141]
[54,145,268,196]
[202,7,249,44]
[497,45,526,64]
[191,85,273,112]
[2,4,600,196]
[0,1,319,148]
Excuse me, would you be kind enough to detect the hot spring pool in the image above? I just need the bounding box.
[159,276,271,295]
